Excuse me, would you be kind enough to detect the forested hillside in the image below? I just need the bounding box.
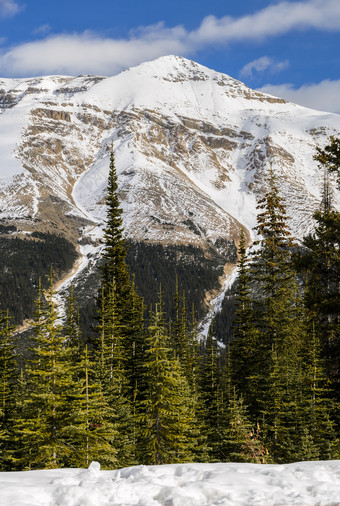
[0,138,339,470]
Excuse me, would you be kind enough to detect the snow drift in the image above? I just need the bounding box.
[1,460,340,506]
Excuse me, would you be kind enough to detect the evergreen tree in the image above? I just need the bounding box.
[93,146,147,465]
[100,148,130,303]
[64,284,82,364]
[63,345,118,469]
[18,279,74,469]
[95,282,136,467]
[315,135,340,188]
[222,388,270,463]
[96,147,145,402]
[295,323,336,461]
[139,292,200,465]
[198,328,224,461]
[302,210,340,384]
[234,166,310,461]
[124,277,146,405]
[298,137,340,397]
[170,281,200,389]
[0,309,19,469]
[62,292,118,469]
[230,230,261,411]
[171,278,188,361]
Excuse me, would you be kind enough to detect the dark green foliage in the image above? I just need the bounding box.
[99,149,131,306]
[0,224,16,234]
[315,135,340,188]
[63,260,99,345]
[227,163,338,463]
[63,345,118,469]
[211,284,236,344]
[222,389,271,464]
[0,309,19,469]
[124,278,147,404]
[75,239,232,344]
[242,169,312,461]
[95,282,137,467]
[297,136,340,396]
[64,285,82,364]
[126,241,232,322]
[17,281,118,470]
[296,324,336,461]
[95,149,144,466]
[138,292,201,465]
[18,280,74,469]
[198,330,225,461]
[299,210,340,390]
[0,232,77,324]
[229,230,261,407]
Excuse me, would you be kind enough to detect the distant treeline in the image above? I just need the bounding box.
[0,230,77,323]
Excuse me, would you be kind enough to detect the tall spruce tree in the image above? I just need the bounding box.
[302,209,340,389]
[0,309,18,469]
[95,281,136,467]
[63,344,118,469]
[97,147,145,402]
[296,323,336,461]
[62,292,118,469]
[230,230,260,410]
[18,279,74,469]
[100,148,130,302]
[198,327,225,461]
[139,291,201,465]
[295,137,340,400]
[222,388,271,463]
[237,166,309,461]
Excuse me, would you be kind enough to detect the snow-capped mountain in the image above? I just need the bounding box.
[1,55,339,312]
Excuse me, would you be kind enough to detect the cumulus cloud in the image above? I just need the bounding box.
[257,80,340,113]
[0,0,23,17]
[240,57,289,78]
[0,0,340,76]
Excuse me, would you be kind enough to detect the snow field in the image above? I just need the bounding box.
[1,460,340,506]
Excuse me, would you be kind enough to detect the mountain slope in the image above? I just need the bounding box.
[0,55,339,323]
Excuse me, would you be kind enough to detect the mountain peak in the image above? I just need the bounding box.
[124,54,233,85]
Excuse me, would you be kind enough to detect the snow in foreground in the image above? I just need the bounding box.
[1,461,340,506]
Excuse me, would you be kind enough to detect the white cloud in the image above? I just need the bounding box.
[0,0,23,17]
[190,0,340,44]
[0,0,340,77]
[0,31,188,76]
[240,56,289,78]
[257,80,340,113]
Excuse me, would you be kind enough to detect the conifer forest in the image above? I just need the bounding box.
[0,137,339,471]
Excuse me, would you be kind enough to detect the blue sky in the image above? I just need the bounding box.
[0,0,339,112]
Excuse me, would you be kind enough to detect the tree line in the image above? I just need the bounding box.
[0,138,339,470]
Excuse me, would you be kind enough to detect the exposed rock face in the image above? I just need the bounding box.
[0,55,339,308]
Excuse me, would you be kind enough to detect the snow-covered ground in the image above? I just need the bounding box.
[1,460,340,506]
